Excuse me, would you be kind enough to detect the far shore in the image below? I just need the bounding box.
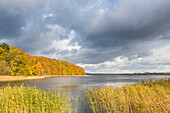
[0,75,91,82]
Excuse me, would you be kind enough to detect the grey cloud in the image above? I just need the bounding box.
[46,0,170,64]
[86,0,170,41]
[41,48,56,55]
[1,0,170,72]
[0,10,25,39]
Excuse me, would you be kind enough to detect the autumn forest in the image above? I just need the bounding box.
[0,43,86,76]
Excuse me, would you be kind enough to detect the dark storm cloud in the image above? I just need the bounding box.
[46,0,170,65]
[0,0,54,54]
[0,10,25,39]
[0,0,45,38]
[85,0,170,45]
[1,0,170,72]
[76,0,170,64]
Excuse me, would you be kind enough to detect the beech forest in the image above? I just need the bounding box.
[0,43,86,76]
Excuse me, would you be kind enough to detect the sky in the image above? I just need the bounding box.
[1,0,170,73]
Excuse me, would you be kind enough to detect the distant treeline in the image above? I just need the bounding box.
[0,43,86,76]
[88,72,170,75]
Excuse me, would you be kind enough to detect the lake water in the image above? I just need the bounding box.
[0,75,169,112]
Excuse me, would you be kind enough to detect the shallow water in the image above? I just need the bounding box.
[0,75,169,112]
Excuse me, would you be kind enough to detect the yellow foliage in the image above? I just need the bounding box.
[0,47,4,54]
[0,43,86,76]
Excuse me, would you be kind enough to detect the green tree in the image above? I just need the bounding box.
[0,43,10,52]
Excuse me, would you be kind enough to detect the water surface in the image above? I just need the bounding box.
[0,75,169,112]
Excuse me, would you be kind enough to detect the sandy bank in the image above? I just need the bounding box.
[0,76,48,82]
[0,75,91,82]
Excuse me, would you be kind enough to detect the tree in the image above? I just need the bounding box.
[0,43,86,76]
[0,43,10,52]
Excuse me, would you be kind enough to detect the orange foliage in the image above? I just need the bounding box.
[0,43,86,76]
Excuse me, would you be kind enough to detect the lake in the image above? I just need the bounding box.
[0,75,169,112]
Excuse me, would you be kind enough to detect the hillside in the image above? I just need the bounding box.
[0,43,86,76]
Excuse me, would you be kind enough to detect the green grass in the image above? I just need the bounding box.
[0,85,77,113]
[84,78,170,113]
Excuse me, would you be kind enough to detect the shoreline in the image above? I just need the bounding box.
[0,75,91,82]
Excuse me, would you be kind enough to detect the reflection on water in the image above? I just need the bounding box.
[58,84,84,88]
[0,75,169,112]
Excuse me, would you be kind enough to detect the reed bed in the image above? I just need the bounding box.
[84,78,170,113]
[0,85,77,113]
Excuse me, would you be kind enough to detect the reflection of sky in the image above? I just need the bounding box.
[0,75,169,95]
[105,82,134,87]
[0,75,169,113]
[0,75,169,91]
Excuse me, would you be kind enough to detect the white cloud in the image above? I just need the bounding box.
[36,24,81,60]
[43,13,53,19]
[46,24,81,51]
[97,8,106,16]
[50,33,81,51]
[143,43,170,64]
[77,56,130,73]
[78,42,170,73]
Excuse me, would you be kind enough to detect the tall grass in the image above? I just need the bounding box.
[0,85,77,113]
[85,78,170,113]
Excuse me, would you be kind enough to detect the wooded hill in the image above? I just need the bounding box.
[0,43,86,76]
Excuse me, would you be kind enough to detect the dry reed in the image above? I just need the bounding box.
[0,84,77,113]
[84,78,170,113]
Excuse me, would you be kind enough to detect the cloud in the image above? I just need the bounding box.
[78,44,170,73]
[0,10,24,39]
[85,0,170,48]
[1,0,170,73]
[40,25,81,61]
